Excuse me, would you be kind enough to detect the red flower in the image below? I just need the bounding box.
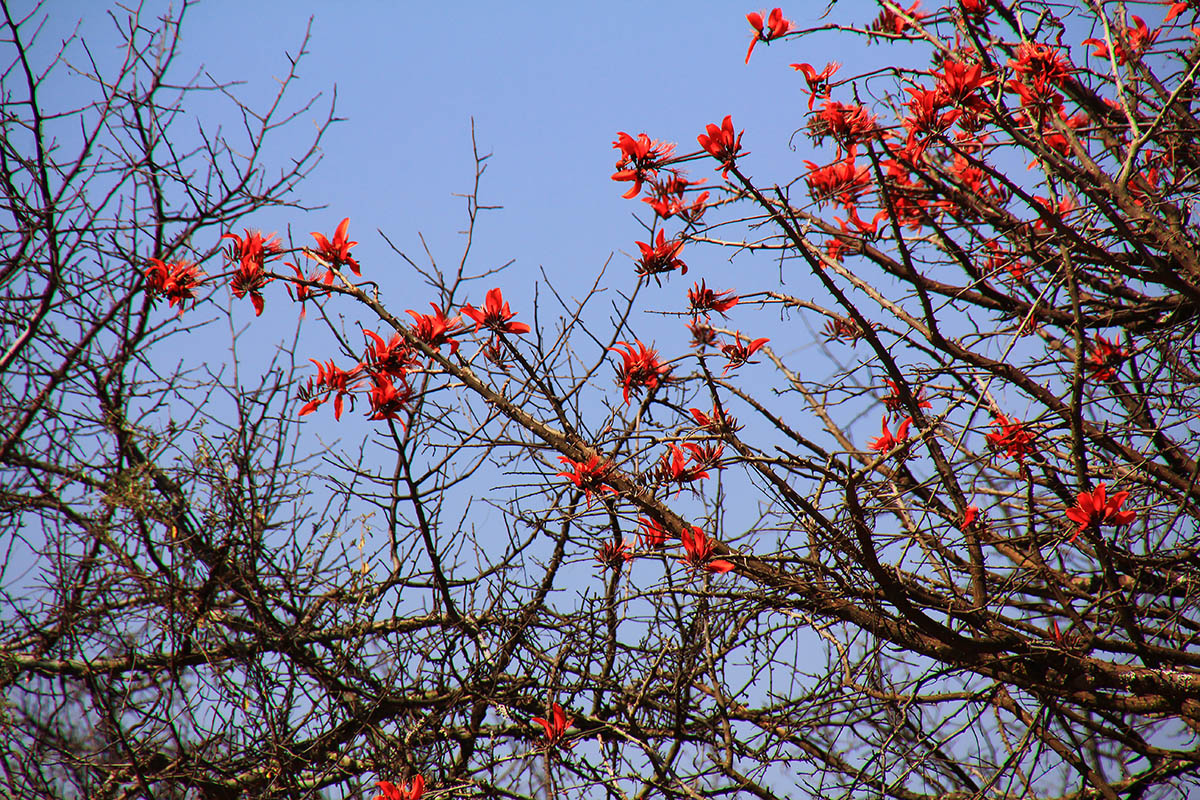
[635,230,687,283]
[687,280,739,318]
[811,100,876,147]
[679,526,734,574]
[299,359,362,420]
[596,539,633,570]
[364,330,416,378]
[612,132,676,199]
[823,316,871,343]
[557,455,618,503]
[903,86,960,137]
[746,8,793,63]
[1065,483,1136,540]
[932,58,994,111]
[869,415,912,454]
[1166,1,1192,23]
[285,262,333,319]
[986,414,1035,464]
[803,153,871,208]
[222,229,280,316]
[144,257,203,311]
[689,403,740,435]
[307,217,360,276]
[1083,16,1159,65]
[643,175,709,220]
[610,340,671,404]
[791,61,840,110]
[1087,335,1127,380]
[1008,42,1072,88]
[658,443,709,486]
[637,516,670,548]
[374,776,424,800]
[222,228,282,270]
[958,505,981,531]
[461,288,531,335]
[407,303,463,355]
[720,332,769,372]
[367,373,413,422]
[697,116,744,176]
[683,441,725,473]
[532,702,573,748]
[687,319,717,349]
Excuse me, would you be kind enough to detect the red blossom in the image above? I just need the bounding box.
[1065,483,1136,540]
[596,539,633,570]
[643,175,709,220]
[658,443,709,486]
[746,8,792,63]
[823,316,871,344]
[532,702,573,748]
[904,86,960,137]
[285,262,333,319]
[791,61,839,109]
[804,153,871,208]
[687,318,718,349]
[637,516,670,548]
[612,132,676,199]
[374,776,424,800]
[683,441,725,472]
[932,58,994,112]
[407,303,463,355]
[635,230,687,283]
[720,332,769,372]
[811,100,877,148]
[689,403,740,435]
[556,455,618,503]
[959,505,981,531]
[299,359,362,420]
[697,115,744,176]
[679,526,735,574]
[1083,16,1159,65]
[367,373,412,422]
[986,414,1035,464]
[144,257,203,311]
[610,340,671,404]
[363,330,416,378]
[222,229,280,316]
[461,288,532,335]
[687,280,739,318]
[307,217,360,276]
[869,415,912,454]
[1087,335,1127,380]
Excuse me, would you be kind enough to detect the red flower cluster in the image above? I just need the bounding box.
[595,538,633,570]
[679,526,734,574]
[869,415,912,454]
[374,776,424,800]
[557,455,618,503]
[804,152,870,209]
[986,414,1035,464]
[407,303,464,355]
[1083,16,1159,65]
[612,132,676,199]
[1065,483,1136,540]
[687,280,739,318]
[720,332,769,373]
[144,257,203,311]
[1087,335,1127,380]
[657,442,722,488]
[697,115,744,176]
[462,288,531,336]
[637,516,670,548]
[881,379,931,420]
[532,702,573,748]
[792,61,840,110]
[610,340,671,404]
[222,228,281,316]
[635,230,687,283]
[746,8,793,63]
[299,359,362,420]
[689,403,740,435]
[307,217,360,276]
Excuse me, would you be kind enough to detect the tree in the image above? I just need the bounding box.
[3,1,1200,799]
